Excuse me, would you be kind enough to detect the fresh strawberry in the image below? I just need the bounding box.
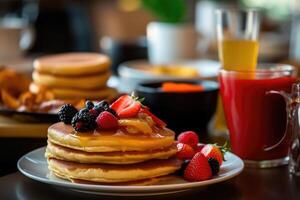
[194,144,205,153]
[96,111,118,130]
[184,152,212,181]
[178,131,199,149]
[176,143,195,160]
[140,107,166,127]
[110,95,141,118]
[201,143,229,165]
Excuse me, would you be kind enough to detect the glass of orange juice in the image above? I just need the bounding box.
[213,8,261,133]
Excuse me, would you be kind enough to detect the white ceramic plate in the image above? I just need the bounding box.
[18,147,244,196]
[117,59,220,92]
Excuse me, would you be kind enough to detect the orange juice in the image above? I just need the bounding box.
[215,39,259,132]
[219,39,259,71]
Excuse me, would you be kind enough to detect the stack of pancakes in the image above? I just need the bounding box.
[30,53,117,100]
[45,122,181,185]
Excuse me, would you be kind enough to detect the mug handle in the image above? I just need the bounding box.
[264,90,289,151]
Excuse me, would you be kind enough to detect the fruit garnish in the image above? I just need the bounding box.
[71,108,96,132]
[58,104,78,124]
[177,131,199,149]
[110,94,141,118]
[184,152,212,181]
[177,160,190,176]
[194,144,205,153]
[96,111,118,130]
[201,143,229,165]
[177,143,196,160]
[208,158,220,176]
[118,119,152,134]
[161,82,204,93]
[140,107,166,127]
[85,100,94,110]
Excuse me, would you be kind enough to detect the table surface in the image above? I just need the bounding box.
[0,167,300,200]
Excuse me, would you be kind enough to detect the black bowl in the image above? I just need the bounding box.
[136,80,219,135]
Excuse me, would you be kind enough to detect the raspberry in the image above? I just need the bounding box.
[178,131,199,149]
[96,111,118,130]
[71,109,96,132]
[208,157,220,176]
[176,143,195,160]
[58,104,78,124]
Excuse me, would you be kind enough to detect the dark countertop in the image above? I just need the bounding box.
[1,167,300,200]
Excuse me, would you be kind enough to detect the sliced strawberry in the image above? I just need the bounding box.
[184,152,212,181]
[110,95,141,118]
[176,143,195,160]
[140,107,166,127]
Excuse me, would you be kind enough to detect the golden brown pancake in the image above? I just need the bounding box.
[46,141,178,164]
[34,53,111,76]
[30,83,117,100]
[32,71,111,90]
[48,157,182,183]
[48,122,175,152]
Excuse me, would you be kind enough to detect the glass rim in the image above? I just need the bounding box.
[215,7,262,14]
[220,64,296,75]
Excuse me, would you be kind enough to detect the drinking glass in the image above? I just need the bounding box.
[214,8,261,135]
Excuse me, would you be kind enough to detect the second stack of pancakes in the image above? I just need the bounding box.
[30,53,117,100]
[45,122,181,185]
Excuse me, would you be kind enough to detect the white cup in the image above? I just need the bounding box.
[0,17,35,60]
[147,22,198,64]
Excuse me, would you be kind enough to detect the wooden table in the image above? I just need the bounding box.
[0,167,300,200]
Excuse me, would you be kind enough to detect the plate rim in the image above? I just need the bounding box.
[18,146,244,193]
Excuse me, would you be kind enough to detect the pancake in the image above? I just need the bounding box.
[48,157,181,183]
[48,122,175,152]
[32,71,111,90]
[46,141,178,164]
[34,53,111,76]
[30,83,117,100]
[51,172,173,186]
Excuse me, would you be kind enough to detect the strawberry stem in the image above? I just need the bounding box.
[213,142,230,161]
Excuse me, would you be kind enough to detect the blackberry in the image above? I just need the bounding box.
[58,104,78,124]
[94,101,117,116]
[208,158,220,175]
[106,108,117,117]
[85,100,94,109]
[176,160,190,176]
[71,109,96,132]
[95,101,109,110]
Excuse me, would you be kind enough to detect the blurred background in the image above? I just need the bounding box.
[0,0,300,176]
[0,0,299,71]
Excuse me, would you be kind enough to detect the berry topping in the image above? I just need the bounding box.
[201,143,229,165]
[140,107,166,127]
[95,100,109,111]
[177,143,196,160]
[96,111,119,130]
[195,144,205,153]
[58,104,78,124]
[71,109,96,132]
[178,131,199,149]
[177,160,190,176]
[208,158,220,176]
[85,100,94,109]
[110,94,141,118]
[184,152,212,182]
